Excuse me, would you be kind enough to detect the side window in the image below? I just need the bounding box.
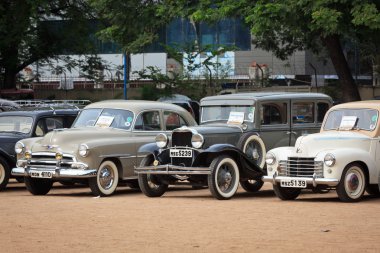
[317,102,330,123]
[164,111,187,130]
[292,102,314,124]
[134,111,161,131]
[34,119,46,137]
[260,102,287,125]
[46,117,63,132]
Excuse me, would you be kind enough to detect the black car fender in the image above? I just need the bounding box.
[138,142,160,160]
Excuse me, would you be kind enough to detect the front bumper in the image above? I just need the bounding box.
[12,167,97,178]
[135,164,211,175]
[262,172,339,187]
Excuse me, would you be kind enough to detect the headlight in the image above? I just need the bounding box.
[324,153,336,167]
[155,133,168,148]
[15,142,25,154]
[191,133,204,149]
[79,144,89,157]
[265,152,276,165]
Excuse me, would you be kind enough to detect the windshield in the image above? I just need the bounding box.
[73,108,134,130]
[201,105,255,124]
[324,109,378,131]
[0,116,33,133]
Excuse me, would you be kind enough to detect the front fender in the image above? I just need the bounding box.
[138,142,161,160]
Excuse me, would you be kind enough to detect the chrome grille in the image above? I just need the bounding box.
[172,131,192,147]
[29,152,74,168]
[278,157,323,178]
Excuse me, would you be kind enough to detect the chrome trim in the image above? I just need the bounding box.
[99,154,133,158]
[12,167,97,178]
[262,174,339,187]
[135,165,211,175]
[30,152,77,162]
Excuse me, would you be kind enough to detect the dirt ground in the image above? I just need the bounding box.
[1,179,380,253]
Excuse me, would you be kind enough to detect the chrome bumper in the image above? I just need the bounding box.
[12,167,97,178]
[135,164,211,175]
[262,173,339,187]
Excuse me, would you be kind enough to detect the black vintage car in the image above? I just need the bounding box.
[0,107,79,190]
[135,92,333,200]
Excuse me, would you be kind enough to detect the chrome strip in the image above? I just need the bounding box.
[262,175,339,187]
[135,165,211,175]
[12,167,97,178]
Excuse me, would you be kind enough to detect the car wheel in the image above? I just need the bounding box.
[237,133,266,168]
[240,179,264,193]
[337,163,366,202]
[366,184,380,196]
[273,184,301,200]
[89,160,119,197]
[0,156,10,190]
[138,156,168,197]
[24,177,53,195]
[208,155,240,200]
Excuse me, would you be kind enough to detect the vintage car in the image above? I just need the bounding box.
[12,100,196,196]
[135,92,333,200]
[0,107,79,190]
[263,100,380,202]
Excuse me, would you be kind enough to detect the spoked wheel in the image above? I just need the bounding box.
[273,184,301,200]
[89,160,119,197]
[237,133,266,168]
[208,155,240,200]
[240,179,264,193]
[138,156,168,197]
[337,163,366,202]
[24,177,53,195]
[0,156,10,190]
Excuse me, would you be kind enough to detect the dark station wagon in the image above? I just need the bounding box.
[135,92,333,200]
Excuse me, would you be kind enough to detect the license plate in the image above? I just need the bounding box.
[30,170,55,179]
[170,149,193,158]
[280,179,307,188]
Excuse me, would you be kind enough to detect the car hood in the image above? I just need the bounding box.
[189,123,243,135]
[295,131,371,156]
[30,127,129,154]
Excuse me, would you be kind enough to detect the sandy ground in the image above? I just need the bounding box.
[1,179,380,253]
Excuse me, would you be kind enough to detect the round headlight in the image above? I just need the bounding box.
[79,144,89,157]
[191,133,204,149]
[155,133,168,148]
[265,152,276,165]
[15,142,25,154]
[324,153,336,167]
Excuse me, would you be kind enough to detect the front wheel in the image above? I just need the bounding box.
[237,133,266,168]
[24,177,53,195]
[0,156,10,190]
[89,160,119,197]
[138,156,168,197]
[240,179,264,193]
[208,155,240,200]
[337,163,366,202]
[273,184,301,200]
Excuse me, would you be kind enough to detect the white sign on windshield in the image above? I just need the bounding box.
[95,116,114,127]
[339,116,358,129]
[227,111,245,125]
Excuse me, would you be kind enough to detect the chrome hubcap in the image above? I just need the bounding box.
[217,164,234,193]
[347,173,359,192]
[99,166,114,190]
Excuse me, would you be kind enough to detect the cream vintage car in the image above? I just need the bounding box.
[263,100,380,202]
[11,100,196,196]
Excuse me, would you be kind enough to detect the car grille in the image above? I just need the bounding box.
[278,157,323,178]
[29,152,74,168]
[171,131,193,167]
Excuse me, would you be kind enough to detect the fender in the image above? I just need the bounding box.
[0,148,14,166]
[137,142,161,160]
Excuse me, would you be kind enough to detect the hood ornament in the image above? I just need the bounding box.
[43,144,59,150]
[296,147,302,153]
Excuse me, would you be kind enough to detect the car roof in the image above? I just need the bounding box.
[85,100,190,112]
[329,100,380,111]
[0,108,79,118]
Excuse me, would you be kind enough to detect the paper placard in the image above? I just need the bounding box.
[95,116,114,127]
[227,111,245,125]
[339,116,358,129]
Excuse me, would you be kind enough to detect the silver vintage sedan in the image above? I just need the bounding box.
[12,100,196,196]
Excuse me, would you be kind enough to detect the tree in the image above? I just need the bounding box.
[177,0,380,102]
[0,1,96,90]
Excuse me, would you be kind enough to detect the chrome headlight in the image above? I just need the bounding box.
[155,133,168,148]
[15,142,25,154]
[265,152,276,165]
[78,144,89,157]
[191,133,204,149]
[324,153,336,167]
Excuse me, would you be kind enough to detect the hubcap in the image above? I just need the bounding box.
[217,164,235,193]
[99,166,114,190]
[347,173,359,192]
[344,167,364,198]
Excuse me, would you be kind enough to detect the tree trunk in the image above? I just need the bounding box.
[321,34,361,102]
[1,45,20,90]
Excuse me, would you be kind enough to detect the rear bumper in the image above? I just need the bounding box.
[262,173,339,187]
[12,167,97,178]
[135,164,211,175]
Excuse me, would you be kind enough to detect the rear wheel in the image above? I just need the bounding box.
[138,156,168,197]
[0,156,10,190]
[240,179,264,193]
[89,160,119,197]
[208,155,240,200]
[273,184,301,200]
[337,163,366,202]
[24,177,53,195]
[237,133,266,168]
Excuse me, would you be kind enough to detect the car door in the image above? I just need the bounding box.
[289,100,330,145]
[258,100,291,151]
